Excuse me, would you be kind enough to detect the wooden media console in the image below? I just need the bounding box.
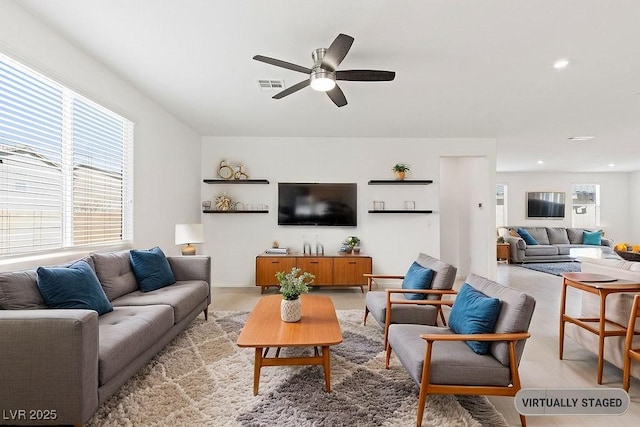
[255,253,373,293]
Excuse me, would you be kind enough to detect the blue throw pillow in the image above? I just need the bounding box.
[516,228,538,246]
[583,230,602,246]
[449,283,501,354]
[129,247,176,292]
[401,261,434,300]
[36,260,113,315]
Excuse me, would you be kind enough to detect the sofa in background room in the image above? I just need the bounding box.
[505,226,614,263]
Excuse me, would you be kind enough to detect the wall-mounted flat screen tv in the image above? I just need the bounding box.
[278,183,357,226]
[526,191,566,219]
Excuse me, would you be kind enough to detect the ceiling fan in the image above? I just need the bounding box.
[253,33,395,107]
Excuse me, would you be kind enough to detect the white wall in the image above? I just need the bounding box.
[201,137,496,286]
[630,171,640,243]
[496,172,631,243]
[0,2,201,270]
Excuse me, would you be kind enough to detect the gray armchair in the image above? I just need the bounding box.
[364,253,457,348]
[386,273,536,427]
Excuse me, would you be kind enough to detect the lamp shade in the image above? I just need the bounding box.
[175,224,204,245]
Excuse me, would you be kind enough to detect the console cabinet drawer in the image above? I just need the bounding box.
[296,257,333,285]
[333,257,372,285]
[255,257,296,285]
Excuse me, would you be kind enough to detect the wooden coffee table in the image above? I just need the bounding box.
[236,294,343,395]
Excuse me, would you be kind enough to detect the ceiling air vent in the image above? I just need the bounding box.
[257,79,285,91]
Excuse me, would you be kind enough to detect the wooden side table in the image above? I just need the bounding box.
[497,243,510,264]
[559,272,640,384]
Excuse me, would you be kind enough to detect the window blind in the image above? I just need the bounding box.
[0,53,133,256]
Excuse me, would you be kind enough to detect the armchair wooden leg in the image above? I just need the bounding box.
[623,355,631,392]
[383,324,390,351]
[520,413,527,427]
[416,341,433,427]
[364,306,369,325]
[385,342,392,369]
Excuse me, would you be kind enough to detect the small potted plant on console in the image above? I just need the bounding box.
[276,267,315,322]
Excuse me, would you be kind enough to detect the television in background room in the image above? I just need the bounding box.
[278,183,357,226]
[526,191,566,219]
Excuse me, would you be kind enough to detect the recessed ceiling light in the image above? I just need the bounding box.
[568,136,594,141]
[608,163,615,167]
[537,160,544,164]
[553,59,569,69]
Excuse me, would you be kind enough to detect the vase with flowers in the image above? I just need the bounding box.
[276,267,315,322]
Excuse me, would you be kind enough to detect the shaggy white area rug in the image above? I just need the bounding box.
[87,310,508,426]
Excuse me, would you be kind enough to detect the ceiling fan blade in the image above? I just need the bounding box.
[253,55,312,74]
[321,34,354,71]
[326,84,347,107]
[336,70,396,81]
[273,79,310,99]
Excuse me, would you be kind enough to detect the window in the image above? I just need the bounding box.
[571,184,599,228]
[0,53,133,256]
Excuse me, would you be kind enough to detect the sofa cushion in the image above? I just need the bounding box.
[401,261,434,300]
[524,245,559,256]
[567,228,586,244]
[98,305,174,385]
[546,227,570,244]
[516,228,538,245]
[111,280,209,323]
[415,253,457,301]
[583,230,602,245]
[465,273,536,366]
[129,247,176,292]
[365,291,438,327]
[92,250,138,301]
[524,227,550,245]
[36,261,113,315]
[0,269,45,310]
[388,324,511,387]
[449,283,501,355]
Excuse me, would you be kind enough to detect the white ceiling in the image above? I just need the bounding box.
[12,0,640,172]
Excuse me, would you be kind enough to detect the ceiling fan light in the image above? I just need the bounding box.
[310,77,336,91]
[310,68,336,92]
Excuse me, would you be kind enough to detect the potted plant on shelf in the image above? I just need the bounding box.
[392,163,410,180]
[276,267,315,322]
[343,236,360,254]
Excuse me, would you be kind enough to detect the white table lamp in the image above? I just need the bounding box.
[175,223,204,255]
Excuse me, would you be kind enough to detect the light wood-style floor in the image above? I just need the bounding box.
[210,263,640,426]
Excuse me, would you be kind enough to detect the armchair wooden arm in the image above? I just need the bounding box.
[381,289,458,347]
[420,331,530,342]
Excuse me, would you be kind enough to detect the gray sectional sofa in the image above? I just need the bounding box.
[505,226,614,263]
[0,249,211,426]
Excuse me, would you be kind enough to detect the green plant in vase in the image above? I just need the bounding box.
[276,267,315,300]
[392,163,410,180]
[343,236,360,253]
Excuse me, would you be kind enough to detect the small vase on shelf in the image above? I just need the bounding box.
[392,163,410,181]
